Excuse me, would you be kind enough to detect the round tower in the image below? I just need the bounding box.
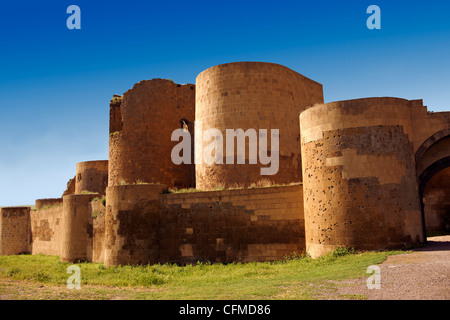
[195,62,324,189]
[300,97,424,258]
[108,79,195,188]
[75,160,108,195]
[60,193,99,262]
[103,184,166,266]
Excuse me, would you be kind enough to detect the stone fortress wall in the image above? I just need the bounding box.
[1,62,449,264]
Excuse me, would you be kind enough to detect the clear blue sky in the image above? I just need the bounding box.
[1,0,449,206]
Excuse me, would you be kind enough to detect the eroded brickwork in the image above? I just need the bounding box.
[30,206,63,255]
[108,79,195,188]
[0,207,31,255]
[160,184,305,263]
[104,183,304,266]
[300,98,424,257]
[104,184,166,266]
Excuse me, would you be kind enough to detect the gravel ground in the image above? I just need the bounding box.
[330,235,450,300]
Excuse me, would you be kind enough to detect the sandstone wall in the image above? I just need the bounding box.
[102,183,304,266]
[35,198,63,210]
[408,100,450,155]
[30,206,63,256]
[0,207,31,255]
[300,98,424,258]
[108,79,195,188]
[75,161,108,195]
[160,184,305,264]
[195,62,324,190]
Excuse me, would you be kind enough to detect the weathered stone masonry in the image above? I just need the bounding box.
[1,62,449,264]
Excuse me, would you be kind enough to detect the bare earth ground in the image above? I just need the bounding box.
[0,236,448,300]
[325,235,450,300]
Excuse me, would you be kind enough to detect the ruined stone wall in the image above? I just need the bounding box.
[30,206,63,256]
[62,177,76,197]
[0,207,31,255]
[108,79,195,188]
[75,161,108,195]
[195,62,324,190]
[160,184,305,264]
[300,98,424,258]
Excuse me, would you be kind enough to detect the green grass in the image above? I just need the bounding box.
[167,181,301,194]
[109,131,120,137]
[91,196,106,207]
[110,96,123,104]
[80,191,98,195]
[38,204,63,210]
[0,249,405,300]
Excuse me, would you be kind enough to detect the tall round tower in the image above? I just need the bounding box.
[195,62,324,189]
[300,98,424,257]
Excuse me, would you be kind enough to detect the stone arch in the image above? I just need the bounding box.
[418,157,450,195]
[415,128,450,171]
[416,130,450,239]
[417,144,450,237]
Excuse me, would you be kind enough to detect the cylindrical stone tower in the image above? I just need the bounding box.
[103,184,166,266]
[75,161,108,195]
[195,62,324,190]
[300,98,424,258]
[108,79,195,188]
[61,193,99,262]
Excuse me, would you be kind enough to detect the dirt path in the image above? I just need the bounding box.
[331,235,450,300]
